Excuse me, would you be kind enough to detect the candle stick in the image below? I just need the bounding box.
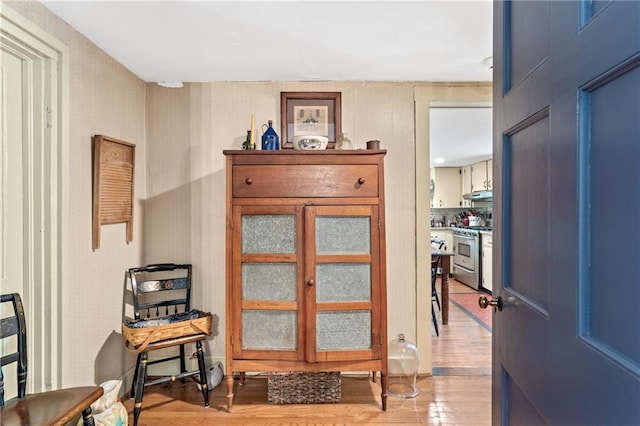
[250,114,255,149]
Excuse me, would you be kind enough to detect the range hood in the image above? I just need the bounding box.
[463,191,493,201]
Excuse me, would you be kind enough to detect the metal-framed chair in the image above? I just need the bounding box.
[1,293,103,425]
[124,263,211,426]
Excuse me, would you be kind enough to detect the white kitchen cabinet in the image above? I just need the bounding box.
[486,159,493,190]
[431,229,453,275]
[481,232,492,292]
[430,167,461,208]
[471,160,493,192]
[460,166,472,207]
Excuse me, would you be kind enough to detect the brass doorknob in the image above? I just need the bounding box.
[479,295,503,311]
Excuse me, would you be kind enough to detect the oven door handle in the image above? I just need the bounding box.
[455,235,477,241]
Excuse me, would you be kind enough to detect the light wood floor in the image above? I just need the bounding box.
[122,279,491,425]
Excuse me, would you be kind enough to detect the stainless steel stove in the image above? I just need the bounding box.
[451,226,491,289]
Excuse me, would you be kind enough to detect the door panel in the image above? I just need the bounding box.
[504,370,547,425]
[507,114,551,312]
[508,1,550,88]
[494,1,640,424]
[584,65,640,368]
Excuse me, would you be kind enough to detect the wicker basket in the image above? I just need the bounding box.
[122,312,212,353]
[267,372,341,404]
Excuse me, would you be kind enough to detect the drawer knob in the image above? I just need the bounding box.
[245,178,253,185]
[358,177,366,185]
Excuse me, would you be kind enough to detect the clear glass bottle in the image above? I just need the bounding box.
[336,132,353,150]
[387,333,419,398]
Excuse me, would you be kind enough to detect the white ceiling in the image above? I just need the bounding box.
[430,106,492,167]
[41,0,494,165]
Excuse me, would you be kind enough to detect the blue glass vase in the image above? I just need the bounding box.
[261,120,280,150]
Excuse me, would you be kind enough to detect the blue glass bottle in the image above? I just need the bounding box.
[261,120,280,150]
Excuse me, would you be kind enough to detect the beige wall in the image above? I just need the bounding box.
[8,1,492,385]
[145,82,491,372]
[144,82,419,363]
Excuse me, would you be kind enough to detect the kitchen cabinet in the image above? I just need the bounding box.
[471,160,492,192]
[460,166,472,207]
[223,150,388,412]
[430,167,461,208]
[481,232,492,292]
[431,229,453,275]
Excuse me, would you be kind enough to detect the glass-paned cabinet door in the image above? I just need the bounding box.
[233,205,303,359]
[305,205,381,362]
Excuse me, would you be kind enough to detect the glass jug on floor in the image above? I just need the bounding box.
[387,333,419,398]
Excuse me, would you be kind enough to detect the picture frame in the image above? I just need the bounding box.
[280,92,341,149]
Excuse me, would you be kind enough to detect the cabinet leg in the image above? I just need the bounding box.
[380,372,388,411]
[225,375,234,413]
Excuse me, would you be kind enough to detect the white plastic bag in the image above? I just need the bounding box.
[78,380,128,426]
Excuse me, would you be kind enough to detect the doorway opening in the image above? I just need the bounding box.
[413,84,492,373]
[1,4,69,393]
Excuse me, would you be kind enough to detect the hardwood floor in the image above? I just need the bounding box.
[122,279,491,425]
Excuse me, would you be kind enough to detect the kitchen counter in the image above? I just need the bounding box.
[431,227,492,233]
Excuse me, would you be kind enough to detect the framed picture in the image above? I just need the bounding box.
[281,92,341,149]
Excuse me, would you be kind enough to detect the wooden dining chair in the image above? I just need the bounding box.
[0,293,103,425]
[430,240,445,336]
[124,263,211,426]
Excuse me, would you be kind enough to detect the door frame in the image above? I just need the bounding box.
[1,4,69,392]
[414,83,492,373]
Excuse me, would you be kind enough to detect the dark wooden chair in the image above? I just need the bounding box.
[124,263,210,426]
[430,240,445,336]
[0,293,103,425]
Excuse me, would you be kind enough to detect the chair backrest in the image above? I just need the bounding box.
[431,239,445,250]
[128,264,193,321]
[430,240,443,270]
[0,293,28,406]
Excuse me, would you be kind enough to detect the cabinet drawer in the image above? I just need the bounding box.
[233,165,379,198]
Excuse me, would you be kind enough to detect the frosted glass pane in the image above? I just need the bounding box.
[242,310,297,350]
[243,263,297,301]
[317,311,371,350]
[316,216,370,254]
[316,264,371,302]
[243,215,296,253]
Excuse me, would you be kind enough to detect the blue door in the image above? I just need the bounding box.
[493,1,640,423]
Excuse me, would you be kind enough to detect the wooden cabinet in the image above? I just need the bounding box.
[430,167,461,208]
[481,233,493,292]
[471,160,492,192]
[460,166,472,207]
[486,159,493,190]
[224,150,388,411]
